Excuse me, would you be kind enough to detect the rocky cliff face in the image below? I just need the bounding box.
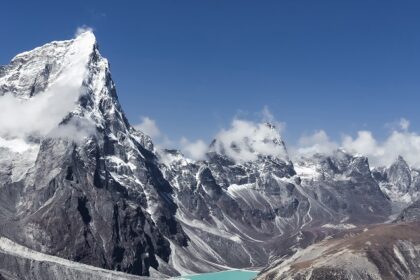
[372,156,420,211]
[0,32,418,279]
[294,150,391,225]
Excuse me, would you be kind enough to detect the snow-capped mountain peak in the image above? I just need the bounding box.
[0,30,101,143]
[1,30,96,99]
[209,120,289,163]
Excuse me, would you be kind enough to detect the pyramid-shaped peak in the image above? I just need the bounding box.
[390,155,410,170]
[396,155,407,163]
[209,120,289,163]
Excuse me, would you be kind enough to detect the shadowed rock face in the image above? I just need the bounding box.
[159,147,311,272]
[294,150,391,225]
[256,222,420,280]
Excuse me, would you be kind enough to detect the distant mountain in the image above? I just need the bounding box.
[373,156,420,211]
[0,32,419,279]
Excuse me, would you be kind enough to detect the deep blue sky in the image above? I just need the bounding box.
[2,0,420,144]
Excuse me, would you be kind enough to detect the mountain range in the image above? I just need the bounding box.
[0,31,419,280]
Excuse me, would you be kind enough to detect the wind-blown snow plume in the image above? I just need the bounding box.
[75,26,94,37]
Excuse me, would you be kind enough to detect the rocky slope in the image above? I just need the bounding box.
[256,222,420,280]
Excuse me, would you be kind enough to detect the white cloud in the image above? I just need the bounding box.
[208,106,288,163]
[0,30,94,141]
[291,130,338,157]
[134,117,161,139]
[342,129,420,167]
[212,118,288,162]
[134,111,420,168]
[132,110,420,169]
[48,117,97,143]
[261,105,286,132]
[293,119,420,168]
[180,137,208,160]
[0,86,83,139]
[399,118,410,131]
[342,131,380,157]
[75,26,94,37]
[133,116,207,160]
[385,117,411,132]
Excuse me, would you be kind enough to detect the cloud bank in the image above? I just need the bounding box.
[180,137,208,160]
[293,118,420,168]
[136,111,420,169]
[292,130,338,157]
[341,129,420,167]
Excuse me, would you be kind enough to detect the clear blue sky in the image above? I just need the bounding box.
[2,0,420,144]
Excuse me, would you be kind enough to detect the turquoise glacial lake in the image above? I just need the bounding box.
[176,270,258,280]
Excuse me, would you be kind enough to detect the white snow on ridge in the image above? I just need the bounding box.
[0,31,96,139]
[227,183,254,196]
[293,162,320,180]
[159,151,192,167]
[106,155,137,171]
[322,223,356,230]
